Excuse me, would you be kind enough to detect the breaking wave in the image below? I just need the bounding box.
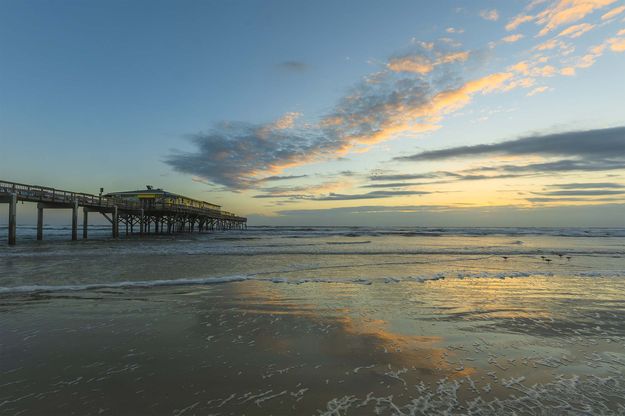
[2,270,624,295]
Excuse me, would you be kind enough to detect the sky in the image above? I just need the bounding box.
[1,0,625,226]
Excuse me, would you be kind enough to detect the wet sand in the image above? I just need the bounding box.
[2,275,625,415]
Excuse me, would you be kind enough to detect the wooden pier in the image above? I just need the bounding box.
[0,180,247,245]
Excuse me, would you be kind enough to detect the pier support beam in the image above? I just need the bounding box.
[37,205,44,241]
[71,200,78,241]
[112,206,119,238]
[139,209,144,235]
[8,193,17,245]
[83,208,88,239]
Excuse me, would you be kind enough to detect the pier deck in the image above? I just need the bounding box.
[0,180,246,245]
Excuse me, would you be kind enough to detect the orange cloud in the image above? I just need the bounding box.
[602,5,625,19]
[502,34,525,42]
[501,77,537,91]
[533,65,558,76]
[249,73,517,182]
[536,0,616,36]
[437,51,470,63]
[427,73,514,116]
[387,51,470,74]
[273,112,301,130]
[509,61,531,74]
[508,60,557,77]
[387,55,434,74]
[506,14,535,31]
[304,74,513,170]
[557,22,595,38]
[607,36,625,51]
[560,66,576,75]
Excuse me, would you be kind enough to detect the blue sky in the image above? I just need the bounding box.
[1,0,625,225]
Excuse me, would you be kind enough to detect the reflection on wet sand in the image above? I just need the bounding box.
[2,275,625,415]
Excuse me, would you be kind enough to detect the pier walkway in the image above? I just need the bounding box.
[0,180,246,245]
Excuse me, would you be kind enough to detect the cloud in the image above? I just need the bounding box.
[508,60,558,77]
[527,86,550,96]
[560,66,576,75]
[534,38,568,50]
[535,0,617,36]
[361,182,430,188]
[446,27,465,34]
[258,174,309,182]
[607,37,625,51]
[437,51,470,63]
[506,0,617,36]
[364,170,530,187]
[387,51,470,74]
[166,8,622,191]
[167,38,518,189]
[253,203,625,227]
[311,190,430,201]
[526,196,625,202]
[480,9,500,21]
[557,22,594,38]
[533,189,625,195]
[369,173,442,181]
[546,182,625,189]
[254,188,431,201]
[601,5,625,19]
[277,61,308,71]
[387,55,434,74]
[165,122,327,188]
[502,34,525,43]
[494,159,625,173]
[253,180,351,199]
[445,173,524,181]
[506,14,535,31]
[271,112,301,129]
[395,126,625,163]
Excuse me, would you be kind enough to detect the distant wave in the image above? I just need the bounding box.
[1,247,622,258]
[2,270,624,295]
[326,241,371,245]
[3,225,625,238]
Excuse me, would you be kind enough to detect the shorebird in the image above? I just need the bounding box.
[566,256,572,260]
[502,256,509,260]
[545,258,552,263]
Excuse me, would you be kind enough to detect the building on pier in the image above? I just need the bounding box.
[105,188,221,211]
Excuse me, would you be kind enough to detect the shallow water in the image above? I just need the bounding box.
[1,226,624,414]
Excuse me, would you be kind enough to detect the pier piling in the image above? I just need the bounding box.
[140,209,144,235]
[8,193,17,245]
[83,208,88,239]
[37,204,44,240]
[112,206,119,238]
[71,200,78,241]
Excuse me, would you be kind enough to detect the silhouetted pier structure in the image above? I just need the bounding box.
[1,180,246,245]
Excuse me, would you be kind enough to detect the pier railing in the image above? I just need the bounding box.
[0,180,139,210]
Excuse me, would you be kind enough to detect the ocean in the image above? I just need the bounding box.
[1,226,625,414]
